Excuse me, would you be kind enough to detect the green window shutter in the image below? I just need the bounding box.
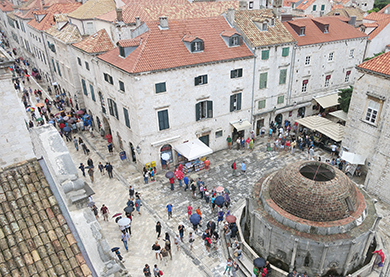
[282,47,289,57]
[321,4,325,10]
[258,100,266,109]
[204,75,208,84]
[123,108,130,128]
[56,62,61,76]
[279,69,287,84]
[119,81,125,92]
[52,59,56,72]
[108,99,114,116]
[109,76,113,84]
[119,46,125,57]
[195,77,199,86]
[158,110,169,130]
[238,68,243,77]
[261,50,269,60]
[200,41,204,51]
[230,70,235,78]
[156,82,166,93]
[237,93,242,111]
[191,42,195,52]
[230,95,235,112]
[229,37,233,47]
[277,95,284,104]
[82,79,87,96]
[259,72,268,89]
[207,100,213,118]
[113,101,118,119]
[90,84,95,101]
[313,4,316,11]
[195,102,200,121]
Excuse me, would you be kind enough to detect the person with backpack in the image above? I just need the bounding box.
[232,161,237,177]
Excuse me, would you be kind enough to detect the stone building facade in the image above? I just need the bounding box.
[342,51,390,204]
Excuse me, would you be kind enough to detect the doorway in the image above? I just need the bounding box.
[102,116,111,137]
[298,107,306,118]
[199,134,210,147]
[275,114,283,126]
[129,142,136,162]
[256,119,264,136]
[160,144,173,169]
[232,128,244,142]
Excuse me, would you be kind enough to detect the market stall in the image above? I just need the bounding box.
[174,139,213,174]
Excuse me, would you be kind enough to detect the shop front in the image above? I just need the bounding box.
[230,120,252,141]
[174,139,213,174]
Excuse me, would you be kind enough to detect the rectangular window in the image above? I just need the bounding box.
[77,57,81,66]
[282,47,289,57]
[321,4,325,10]
[194,74,208,86]
[258,99,266,109]
[56,61,61,76]
[191,41,204,52]
[302,79,309,92]
[328,52,334,61]
[261,50,269,60]
[305,56,311,65]
[155,82,166,93]
[345,70,351,82]
[231,68,243,78]
[313,4,317,11]
[365,99,380,124]
[300,27,305,36]
[324,75,331,87]
[52,59,56,72]
[230,93,242,112]
[349,49,354,58]
[249,1,253,8]
[89,84,95,101]
[277,95,284,104]
[215,130,223,138]
[229,36,242,46]
[196,101,213,120]
[279,69,287,85]
[104,73,113,84]
[85,62,89,71]
[119,80,125,92]
[81,79,87,96]
[119,46,125,57]
[259,72,268,89]
[158,110,169,130]
[123,108,130,128]
[108,99,118,119]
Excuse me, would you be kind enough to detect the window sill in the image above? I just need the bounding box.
[360,119,378,127]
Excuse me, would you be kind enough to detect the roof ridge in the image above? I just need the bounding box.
[131,32,150,73]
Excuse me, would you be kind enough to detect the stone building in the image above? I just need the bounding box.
[342,51,390,204]
[245,161,380,276]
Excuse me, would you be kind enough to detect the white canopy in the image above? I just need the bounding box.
[314,93,339,109]
[341,152,366,165]
[296,115,344,142]
[174,139,213,161]
[231,120,252,131]
[329,110,348,122]
[295,116,332,130]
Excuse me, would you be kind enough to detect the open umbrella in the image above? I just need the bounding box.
[124,206,134,213]
[174,169,184,180]
[165,171,174,179]
[215,196,225,207]
[63,126,71,132]
[189,214,201,225]
[224,188,230,194]
[226,215,237,223]
[111,247,120,252]
[63,116,69,121]
[76,110,85,115]
[161,153,170,161]
[67,119,75,124]
[35,103,44,107]
[117,217,131,226]
[36,117,44,122]
[112,213,122,218]
[26,107,35,112]
[216,186,224,193]
[253,257,266,268]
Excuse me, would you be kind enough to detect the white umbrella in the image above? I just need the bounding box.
[117,217,131,226]
[341,152,365,165]
[161,153,170,161]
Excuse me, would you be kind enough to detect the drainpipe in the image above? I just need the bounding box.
[287,43,297,106]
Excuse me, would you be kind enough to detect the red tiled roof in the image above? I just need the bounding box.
[283,16,367,46]
[332,4,344,10]
[363,22,378,27]
[364,12,390,21]
[296,0,315,11]
[357,51,390,77]
[27,3,81,30]
[367,17,390,40]
[98,16,253,74]
[0,0,13,12]
[221,30,239,37]
[96,1,239,24]
[118,38,141,47]
[182,34,202,42]
[72,29,114,54]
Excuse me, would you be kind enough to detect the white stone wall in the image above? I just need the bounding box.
[365,23,390,58]
[342,71,390,203]
[293,0,332,17]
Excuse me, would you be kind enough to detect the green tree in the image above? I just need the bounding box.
[338,86,353,113]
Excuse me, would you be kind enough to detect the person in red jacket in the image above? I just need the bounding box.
[232,161,237,177]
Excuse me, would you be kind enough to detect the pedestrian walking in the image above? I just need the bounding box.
[223,258,233,276]
[232,161,237,177]
[231,261,239,277]
[187,204,193,219]
[121,230,130,251]
[178,224,185,242]
[135,198,141,215]
[143,264,151,276]
[78,163,85,177]
[91,205,98,220]
[73,137,79,151]
[98,162,104,176]
[129,185,135,198]
[241,161,246,174]
[226,135,232,149]
[106,162,113,178]
[156,221,162,239]
[166,203,173,220]
[143,167,149,184]
[189,232,195,251]
[88,167,94,183]
[87,157,94,168]
[153,264,161,277]
[191,180,196,198]
[169,177,174,190]
[152,241,162,260]
[184,175,189,191]
[236,137,240,150]
[164,238,172,260]
[100,204,109,221]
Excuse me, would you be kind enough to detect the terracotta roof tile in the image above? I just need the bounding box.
[118,37,141,47]
[283,16,367,46]
[234,9,296,47]
[327,6,365,20]
[72,29,114,53]
[68,0,115,20]
[296,0,316,10]
[46,23,82,44]
[182,34,202,42]
[357,51,390,76]
[97,1,239,23]
[27,3,81,31]
[221,30,239,37]
[0,0,13,12]
[364,12,390,21]
[363,22,378,27]
[366,17,390,40]
[0,160,92,277]
[98,16,253,74]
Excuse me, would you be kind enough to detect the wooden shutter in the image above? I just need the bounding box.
[229,37,233,47]
[230,95,235,112]
[207,101,213,118]
[237,93,242,111]
[195,102,200,121]
[82,79,87,95]
[191,42,195,52]
[195,77,199,86]
[90,84,95,101]
[200,41,204,51]
[230,70,235,78]
[123,108,130,128]
[260,72,267,88]
[113,101,118,119]
[279,69,287,84]
[203,75,208,84]
[158,110,169,130]
[238,68,243,77]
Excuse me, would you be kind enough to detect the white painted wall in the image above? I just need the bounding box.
[365,23,390,58]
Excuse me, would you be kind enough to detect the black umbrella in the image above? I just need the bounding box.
[215,196,225,207]
[253,257,266,268]
[190,214,201,225]
[124,206,134,213]
[165,171,174,178]
[111,247,120,252]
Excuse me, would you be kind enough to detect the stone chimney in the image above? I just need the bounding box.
[226,8,235,25]
[135,16,141,27]
[239,1,247,10]
[116,8,123,22]
[159,16,168,29]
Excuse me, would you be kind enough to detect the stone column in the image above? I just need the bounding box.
[343,240,357,276]
[319,243,329,275]
[289,238,299,272]
[249,210,255,246]
[264,224,273,257]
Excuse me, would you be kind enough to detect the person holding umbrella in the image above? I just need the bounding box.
[190,213,201,232]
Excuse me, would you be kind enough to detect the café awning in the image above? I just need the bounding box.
[341,152,366,165]
[329,110,348,122]
[314,93,339,109]
[296,115,344,142]
[295,116,332,130]
[231,120,252,131]
[174,139,213,161]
